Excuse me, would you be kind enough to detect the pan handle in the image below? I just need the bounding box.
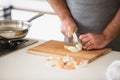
[27,12,44,22]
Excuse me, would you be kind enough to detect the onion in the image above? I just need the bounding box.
[64,43,82,52]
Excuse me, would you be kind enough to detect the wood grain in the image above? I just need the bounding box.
[27,40,111,63]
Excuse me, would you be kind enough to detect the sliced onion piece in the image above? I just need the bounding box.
[64,44,82,52]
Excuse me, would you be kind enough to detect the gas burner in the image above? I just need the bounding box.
[0,38,38,55]
[0,39,28,52]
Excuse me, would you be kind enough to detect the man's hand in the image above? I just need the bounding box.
[48,0,78,39]
[61,17,78,39]
[79,33,110,50]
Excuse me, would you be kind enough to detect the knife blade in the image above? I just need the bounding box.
[72,32,82,47]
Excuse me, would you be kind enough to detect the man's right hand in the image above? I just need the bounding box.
[61,17,78,39]
[48,0,78,39]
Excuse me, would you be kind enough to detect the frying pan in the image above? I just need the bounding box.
[0,13,44,40]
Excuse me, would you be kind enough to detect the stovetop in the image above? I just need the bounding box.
[0,38,38,56]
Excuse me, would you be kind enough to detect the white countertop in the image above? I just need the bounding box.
[0,40,120,80]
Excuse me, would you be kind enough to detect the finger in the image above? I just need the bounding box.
[61,25,69,38]
[79,34,89,44]
[61,25,65,34]
[67,31,73,39]
[79,34,88,40]
[83,41,93,50]
[80,37,89,45]
[86,45,94,50]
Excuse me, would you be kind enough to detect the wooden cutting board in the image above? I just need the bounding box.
[28,40,111,63]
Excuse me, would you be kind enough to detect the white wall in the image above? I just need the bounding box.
[1,0,64,41]
[12,10,64,41]
[0,0,54,13]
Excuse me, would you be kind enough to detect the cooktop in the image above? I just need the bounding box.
[0,38,38,56]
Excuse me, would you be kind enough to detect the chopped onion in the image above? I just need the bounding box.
[46,55,88,70]
[64,43,82,52]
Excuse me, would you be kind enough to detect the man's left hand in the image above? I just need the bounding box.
[79,33,110,50]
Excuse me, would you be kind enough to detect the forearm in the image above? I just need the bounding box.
[103,9,120,43]
[48,0,72,21]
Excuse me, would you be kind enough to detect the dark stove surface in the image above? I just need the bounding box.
[0,38,38,56]
[0,39,28,52]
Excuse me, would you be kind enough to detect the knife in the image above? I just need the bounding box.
[72,32,82,47]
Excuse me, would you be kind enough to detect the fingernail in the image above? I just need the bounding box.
[83,47,86,49]
[79,35,82,39]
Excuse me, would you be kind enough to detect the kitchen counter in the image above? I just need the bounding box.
[0,40,120,80]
